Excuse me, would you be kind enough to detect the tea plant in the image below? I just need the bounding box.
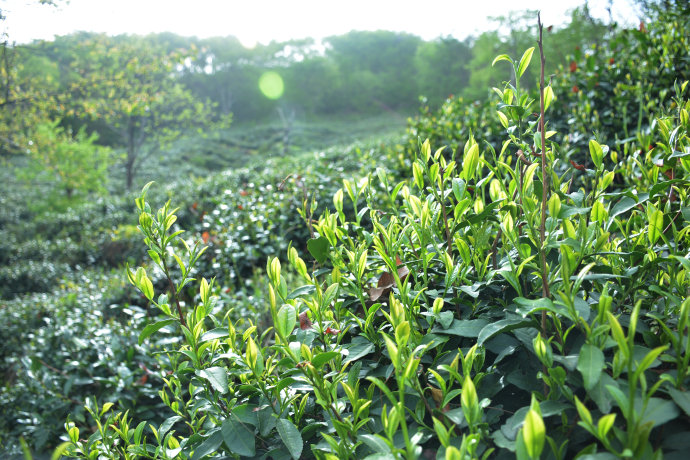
[64,13,690,459]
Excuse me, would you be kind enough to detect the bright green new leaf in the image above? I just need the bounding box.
[497,110,509,128]
[597,413,616,438]
[199,277,209,305]
[544,85,554,111]
[574,396,593,426]
[591,200,608,223]
[522,408,545,459]
[463,142,480,182]
[382,333,399,369]
[311,351,339,370]
[421,138,431,162]
[517,47,535,79]
[589,139,604,170]
[395,321,411,347]
[492,54,512,67]
[647,209,664,245]
[276,304,296,340]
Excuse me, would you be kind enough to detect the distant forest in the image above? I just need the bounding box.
[8,5,610,128]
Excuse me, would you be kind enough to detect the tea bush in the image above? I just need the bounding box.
[64,17,690,459]
[549,2,690,168]
[0,270,164,454]
[0,134,400,456]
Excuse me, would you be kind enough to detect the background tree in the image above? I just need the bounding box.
[414,36,472,107]
[325,31,422,113]
[21,119,110,204]
[65,34,230,189]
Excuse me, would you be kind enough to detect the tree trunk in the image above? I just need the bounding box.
[125,116,136,190]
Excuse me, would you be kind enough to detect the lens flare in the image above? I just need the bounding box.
[258,71,284,100]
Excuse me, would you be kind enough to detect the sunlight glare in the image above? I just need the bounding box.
[258,72,284,100]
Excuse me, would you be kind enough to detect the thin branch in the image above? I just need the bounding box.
[537,13,551,333]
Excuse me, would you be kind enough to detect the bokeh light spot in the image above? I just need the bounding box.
[258,71,284,100]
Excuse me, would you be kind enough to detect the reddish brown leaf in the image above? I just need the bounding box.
[369,260,411,302]
[397,265,410,282]
[570,160,586,171]
[299,311,312,330]
[377,271,395,289]
[368,286,386,302]
[429,387,443,406]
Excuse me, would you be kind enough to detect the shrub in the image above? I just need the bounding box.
[0,271,165,456]
[65,24,690,458]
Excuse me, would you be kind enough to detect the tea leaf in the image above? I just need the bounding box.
[577,344,605,390]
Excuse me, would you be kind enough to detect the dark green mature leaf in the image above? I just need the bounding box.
[200,328,229,342]
[230,404,259,426]
[590,374,618,413]
[191,429,223,460]
[307,236,330,263]
[559,205,591,218]
[514,297,557,316]
[577,453,619,460]
[639,398,680,427]
[610,196,640,218]
[500,401,570,440]
[434,318,489,337]
[138,319,176,345]
[158,416,183,439]
[667,388,690,417]
[478,318,534,346]
[197,366,228,394]
[360,433,392,454]
[258,406,277,437]
[577,344,605,390]
[287,284,316,299]
[277,418,303,460]
[344,338,375,363]
[437,311,454,329]
[222,416,256,456]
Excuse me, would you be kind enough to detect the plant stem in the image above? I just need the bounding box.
[537,13,551,334]
[162,256,186,328]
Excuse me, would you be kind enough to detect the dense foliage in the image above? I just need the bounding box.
[3,1,690,459]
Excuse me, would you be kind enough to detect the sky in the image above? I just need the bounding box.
[2,0,638,46]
